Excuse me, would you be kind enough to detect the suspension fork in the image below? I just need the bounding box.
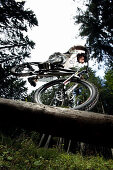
[62,72,79,96]
[63,71,80,85]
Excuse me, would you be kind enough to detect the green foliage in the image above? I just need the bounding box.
[0,0,38,60]
[0,77,28,100]
[26,90,35,102]
[0,132,113,169]
[75,0,113,66]
[0,0,38,99]
[100,68,113,114]
[85,67,113,114]
[85,67,102,89]
[104,69,113,95]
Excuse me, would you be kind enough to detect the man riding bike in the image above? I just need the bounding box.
[28,45,88,87]
[11,45,99,111]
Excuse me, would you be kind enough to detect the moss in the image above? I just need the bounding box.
[0,132,113,169]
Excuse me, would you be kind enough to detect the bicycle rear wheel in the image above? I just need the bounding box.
[34,78,99,111]
[11,62,40,76]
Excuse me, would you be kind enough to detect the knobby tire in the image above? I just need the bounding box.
[34,78,99,111]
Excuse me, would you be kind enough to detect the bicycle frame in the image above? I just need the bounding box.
[61,69,88,99]
[62,72,79,96]
[30,63,88,80]
[11,60,89,86]
[32,67,75,77]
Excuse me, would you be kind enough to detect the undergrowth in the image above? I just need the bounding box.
[0,131,113,170]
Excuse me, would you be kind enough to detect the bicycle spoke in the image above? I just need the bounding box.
[35,78,98,110]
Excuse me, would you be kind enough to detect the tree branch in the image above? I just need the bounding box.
[0,44,27,50]
[0,98,113,147]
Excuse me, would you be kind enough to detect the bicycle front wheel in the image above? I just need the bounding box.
[34,78,99,111]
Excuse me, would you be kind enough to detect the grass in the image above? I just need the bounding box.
[0,131,113,170]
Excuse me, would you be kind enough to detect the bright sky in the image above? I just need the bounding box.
[24,0,86,62]
[16,0,105,93]
[24,0,105,78]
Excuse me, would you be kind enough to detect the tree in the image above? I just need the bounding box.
[74,0,113,67]
[0,0,38,60]
[0,0,38,99]
[100,69,113,115]
[104,69,113,95]
[1,97,113,147]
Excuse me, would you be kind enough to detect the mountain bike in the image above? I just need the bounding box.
[11,60,99,111]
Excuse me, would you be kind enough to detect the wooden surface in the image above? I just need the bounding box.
[0,97,113,147]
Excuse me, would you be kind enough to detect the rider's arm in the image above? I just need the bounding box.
[69,45,87,53]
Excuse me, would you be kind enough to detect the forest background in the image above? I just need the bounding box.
[0,0,113,169]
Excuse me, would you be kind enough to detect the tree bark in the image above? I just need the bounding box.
[0,98,113,147]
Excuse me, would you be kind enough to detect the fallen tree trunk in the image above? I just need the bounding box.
[0,98,113,147]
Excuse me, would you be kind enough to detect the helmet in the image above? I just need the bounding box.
[68,45,89,63]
